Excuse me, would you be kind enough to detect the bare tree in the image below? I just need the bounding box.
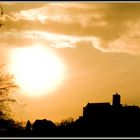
[0,65,19,119]
[60,117,74,127]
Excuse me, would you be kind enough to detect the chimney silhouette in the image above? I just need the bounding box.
[112,92,121,107]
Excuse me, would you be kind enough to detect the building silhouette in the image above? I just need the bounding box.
[112,93,121,107]
[83,93,121,118]
[75,93,140,135]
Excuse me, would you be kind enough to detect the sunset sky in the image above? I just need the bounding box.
[1,2,140,123]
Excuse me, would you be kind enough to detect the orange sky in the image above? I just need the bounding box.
[1,2,140,123]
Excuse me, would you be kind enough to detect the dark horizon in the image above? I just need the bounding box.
[0,93,140,137]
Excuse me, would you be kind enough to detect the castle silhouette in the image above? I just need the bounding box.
[73,93,140,136]
[83,93,122,118]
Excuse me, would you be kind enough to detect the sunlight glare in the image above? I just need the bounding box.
[9,45,66,97]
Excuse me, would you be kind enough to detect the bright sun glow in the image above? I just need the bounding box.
[9,45,66,97]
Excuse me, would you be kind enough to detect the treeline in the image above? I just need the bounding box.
[1,109,140,137]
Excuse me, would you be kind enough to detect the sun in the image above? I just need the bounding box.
[9,45,66,97]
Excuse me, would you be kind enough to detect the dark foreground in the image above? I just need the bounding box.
[1,94,140,137]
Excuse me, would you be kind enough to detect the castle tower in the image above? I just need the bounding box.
[112,93,121,107]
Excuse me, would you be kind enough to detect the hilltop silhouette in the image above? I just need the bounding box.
[0,93,140,137]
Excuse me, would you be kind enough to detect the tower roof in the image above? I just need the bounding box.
[114,92,120,96]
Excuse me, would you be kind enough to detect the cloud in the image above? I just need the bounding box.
[10,4,106,28]
[1,2,140,55]
[0,29,100,50]
[107,19,140,55]
[12,6,48,23]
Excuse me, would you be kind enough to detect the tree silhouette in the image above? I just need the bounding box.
[25,120,32,136]
[60,117,74,127]
[0,65,19,119]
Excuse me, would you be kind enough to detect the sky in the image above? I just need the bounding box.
[1,2,140,123]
